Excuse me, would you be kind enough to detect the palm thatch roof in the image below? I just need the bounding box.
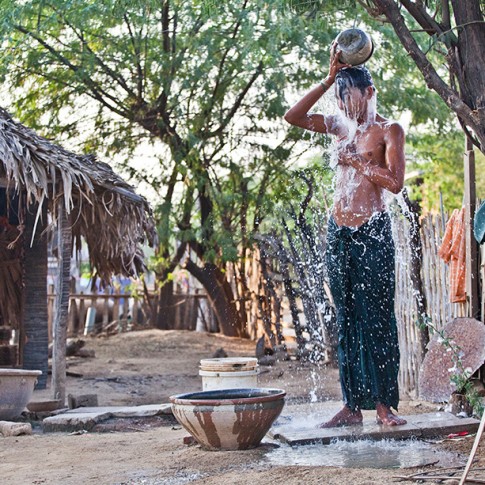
[0,107,156,287]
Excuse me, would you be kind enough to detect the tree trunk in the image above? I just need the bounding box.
[259,246,288,357]
[451,0,485,112]
[52,203,72,405]
[155,279,177,330]
[21,202,48,389]
[153,242,188,330]
[277,239,306,357]
[185,260,244,337]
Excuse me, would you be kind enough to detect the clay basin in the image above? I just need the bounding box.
[170,388,286,450]
[0,368,42,420]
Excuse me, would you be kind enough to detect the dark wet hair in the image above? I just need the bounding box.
[335,67,374,100]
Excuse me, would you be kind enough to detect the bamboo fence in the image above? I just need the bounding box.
[393,212,467,396]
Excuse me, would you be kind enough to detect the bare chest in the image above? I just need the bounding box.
[340,125,387,165]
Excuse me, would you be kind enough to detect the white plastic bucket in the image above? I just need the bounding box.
[199,369,259,391]
[199,357,259,390]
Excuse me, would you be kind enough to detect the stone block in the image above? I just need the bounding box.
[0,421,33,437]
[42,411,111,432]
[68,393,98,409]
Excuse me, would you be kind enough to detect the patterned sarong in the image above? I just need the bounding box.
[326,211,400,411]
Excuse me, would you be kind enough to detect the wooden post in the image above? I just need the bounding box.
[464,136,480,319]
[52,203,72,406]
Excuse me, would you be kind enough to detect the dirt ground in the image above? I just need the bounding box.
[2,329,485,485]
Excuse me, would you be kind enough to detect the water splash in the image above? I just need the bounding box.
[264,438,464,469]
[308,367,319,403]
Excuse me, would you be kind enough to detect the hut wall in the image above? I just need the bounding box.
[21,203,49,389]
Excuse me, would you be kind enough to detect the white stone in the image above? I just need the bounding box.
[0,421,33,437]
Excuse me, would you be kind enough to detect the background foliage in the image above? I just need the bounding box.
[0,0,480,331]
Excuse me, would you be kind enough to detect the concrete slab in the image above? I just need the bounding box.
[0,421,33,437]
[111,404,173,417]
[63,403,173,417]
[42,411,113,432]
[64,406,125,414]
[42,404,174,432]
[269,412,480,445]
[410,412,480,439]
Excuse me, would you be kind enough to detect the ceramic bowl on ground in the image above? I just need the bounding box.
[170,388,286,450]
[335,28,374,66]
[0,369,42,420]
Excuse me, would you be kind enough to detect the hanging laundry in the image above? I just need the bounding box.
[438,208,466,303]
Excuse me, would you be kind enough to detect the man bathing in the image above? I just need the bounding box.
[284,44,407,427]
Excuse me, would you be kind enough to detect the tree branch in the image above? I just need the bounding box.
[205,61,264,138]
[45,2,138,99]
[371,1,480,132]
[203,0,249,130]
[14,24,128,118]
[400,0,450,42]
[123,13,145,100]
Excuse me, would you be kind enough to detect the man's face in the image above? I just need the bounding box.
[336,86,370,120]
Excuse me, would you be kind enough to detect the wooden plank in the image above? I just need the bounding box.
[102,291,109,325]
[112,289,120,325]
[52,203,72,406]
[78,293,86,336]
[68,298,78,336]
[464,136,479,319]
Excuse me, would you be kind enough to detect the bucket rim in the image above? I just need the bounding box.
[199,369,259,376]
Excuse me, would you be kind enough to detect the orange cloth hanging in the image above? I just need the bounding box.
[438,208,467,303]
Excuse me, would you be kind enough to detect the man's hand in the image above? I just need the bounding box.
[337,141,359,167]
[324,42,351,87]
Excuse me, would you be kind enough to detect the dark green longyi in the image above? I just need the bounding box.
[326,212,400,411]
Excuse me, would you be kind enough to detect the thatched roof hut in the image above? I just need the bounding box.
[0,108,156,388]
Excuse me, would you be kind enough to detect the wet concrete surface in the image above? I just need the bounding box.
[269,401,480,446]
[263,437,465,469]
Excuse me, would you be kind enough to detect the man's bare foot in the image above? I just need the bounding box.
[376,403,407,426]
[319,405,363,428]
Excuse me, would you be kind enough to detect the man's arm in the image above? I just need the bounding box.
[344,123,406,194]
[284,83,334,134]
[284,44,350,135]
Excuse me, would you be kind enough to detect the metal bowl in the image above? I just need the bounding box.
[335,28,374,66]
[170,388,286,450]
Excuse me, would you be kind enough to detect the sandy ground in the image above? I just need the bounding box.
[2,329,485,485]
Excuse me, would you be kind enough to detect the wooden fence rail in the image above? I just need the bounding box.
[46,291,217,340]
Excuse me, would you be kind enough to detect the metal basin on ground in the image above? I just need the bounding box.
[170,388,286,451]
[0,369,42,420]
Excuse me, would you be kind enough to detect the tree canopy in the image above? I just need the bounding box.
[0,0,345,334]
